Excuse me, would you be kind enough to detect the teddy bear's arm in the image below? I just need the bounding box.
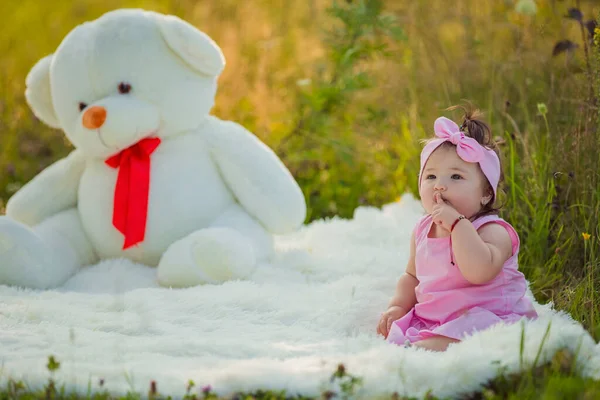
[205,119,307,234]
[6,150,86,226]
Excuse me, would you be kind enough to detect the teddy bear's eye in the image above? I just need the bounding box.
[78,102,88,112]
[118,82,132,94]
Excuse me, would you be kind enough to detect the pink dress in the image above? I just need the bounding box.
[387,213,537,345]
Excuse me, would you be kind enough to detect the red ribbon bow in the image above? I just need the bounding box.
[105,137,161,249]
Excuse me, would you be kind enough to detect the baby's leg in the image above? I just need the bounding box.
[413,336,460,352]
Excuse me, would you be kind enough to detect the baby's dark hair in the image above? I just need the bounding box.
[440,103,505,218]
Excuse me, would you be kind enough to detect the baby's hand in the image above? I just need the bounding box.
[377,305,408,338]
[431,192,462,231]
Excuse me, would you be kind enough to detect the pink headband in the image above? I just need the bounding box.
[419,117,501,199]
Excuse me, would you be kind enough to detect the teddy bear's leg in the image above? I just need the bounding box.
[156,204,273,287]
[0,208,97,289]
[209,203,274,260]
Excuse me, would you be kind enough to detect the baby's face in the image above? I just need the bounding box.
[420,145,491,218]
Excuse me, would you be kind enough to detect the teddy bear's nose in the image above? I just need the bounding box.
[82,106,107,129]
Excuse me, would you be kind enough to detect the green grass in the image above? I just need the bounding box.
[2,351,600,399]
[1,0,600,398]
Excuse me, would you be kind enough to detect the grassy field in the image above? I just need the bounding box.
[1,0,600,398]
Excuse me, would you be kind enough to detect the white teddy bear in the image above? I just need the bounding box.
[0,9,306,289]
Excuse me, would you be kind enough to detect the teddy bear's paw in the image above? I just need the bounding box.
[157,227,257,287]
[191,228,257,282]
[0,230,17,257]
[0,217,55,288]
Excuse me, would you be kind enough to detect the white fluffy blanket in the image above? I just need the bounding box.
[1,194,599,399]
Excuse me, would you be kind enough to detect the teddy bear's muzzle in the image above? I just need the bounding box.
[82,106,107,130]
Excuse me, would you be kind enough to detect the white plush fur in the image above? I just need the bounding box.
[0,195,598,399]
[0,9,306,289]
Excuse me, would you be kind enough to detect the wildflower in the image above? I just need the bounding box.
[296,78,311,87]
[582,232,591,240]
[515,0,537,16]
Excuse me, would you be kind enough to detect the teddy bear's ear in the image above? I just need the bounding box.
[25,55,61,129]
[157,14,225,77]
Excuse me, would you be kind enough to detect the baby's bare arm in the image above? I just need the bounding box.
[377,231,419,337]
[450,220,513,284]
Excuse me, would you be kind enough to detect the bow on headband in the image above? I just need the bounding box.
[433,117,484,162]
[419,117,501,199]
